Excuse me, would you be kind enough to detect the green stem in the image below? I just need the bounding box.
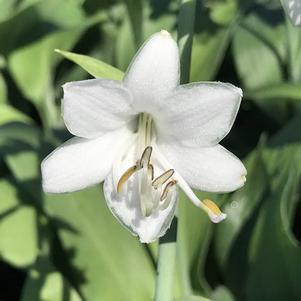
[154,218,178,301]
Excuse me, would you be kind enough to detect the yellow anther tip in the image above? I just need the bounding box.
[203,199,222,215]
[202,199,226,223]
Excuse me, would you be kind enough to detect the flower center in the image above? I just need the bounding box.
[116,113,227,223]
[117,146,177,216]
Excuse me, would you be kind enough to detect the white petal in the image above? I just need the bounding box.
[104,143,178,243]
[155,82,242,147]
[62,79,135,139]
[41,128,134,193]
[124,30,180,113]
[158,142,247,193]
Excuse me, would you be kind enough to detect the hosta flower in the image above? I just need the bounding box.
[42,30,246,243]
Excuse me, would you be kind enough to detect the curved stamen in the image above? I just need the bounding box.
[160,180,177,201]
[117,165,140,193]
[152,169,174,189]
[139,146,152,167]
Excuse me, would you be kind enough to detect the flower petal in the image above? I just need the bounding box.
[41,128,134,193]
[155,82,242,147]
[158,142,247,193]
[104,170,178,243]
[63,79,135,139]
[104,143,178,243]
[124,30,180,112]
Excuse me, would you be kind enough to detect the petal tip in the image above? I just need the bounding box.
[160,29,171,36]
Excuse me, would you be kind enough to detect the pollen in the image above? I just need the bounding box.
[203,199,222,216]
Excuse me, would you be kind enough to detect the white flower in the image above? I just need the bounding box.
[41,30,247,243]
[282,0,301,26]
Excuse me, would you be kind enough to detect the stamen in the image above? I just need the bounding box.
[117,165,139,193]
[160,180,177,201]
[152,169,174,189]
[148,164,154,180]
[139,146,152,168]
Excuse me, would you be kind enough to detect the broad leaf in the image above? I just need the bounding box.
[21,256,83,301]
[0,103,31,125]
[245,156,301,301]
[0,179,38,267]
[45,187,155,301]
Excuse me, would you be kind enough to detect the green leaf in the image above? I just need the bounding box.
[286,19,301,81]
[0,103,32,125]
[177,191,223,298]
[176,295,211,301]
[0,179,39,267]
[55,49,124,80]
[245,156,301,301]
[124,0,143,46]
[0,0,85,55]
[45,186,155,301]
[211,286,235,301]
[205,0,237,26]
[214,150,269,269]
[190,5,234,81]
[233,22,283,90]
[246,83,301,102]
[0,73,7,103]
[21,256,83,301]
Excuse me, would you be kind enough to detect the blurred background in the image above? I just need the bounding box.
[0,0,300,300]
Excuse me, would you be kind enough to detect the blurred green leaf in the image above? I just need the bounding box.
[214,149,269,269]
[45,186,155,301]
[233,22,283,90]
[0,103,32,125]
[22,256,83,301]
[0,179,38,267]
[0,0,85,55]
[124,0,143,46]
[177,191,214,297]
[190,4,234,81]
[205,0,237,26]
[246,83,301,102]
[0,74,7,103]
[286,19,301,81]
[245,157,301,301]
[55,49,124,80]
[211,286,235,301]
[176,295,211,301]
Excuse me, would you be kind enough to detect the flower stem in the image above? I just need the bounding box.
[154,218,178,301]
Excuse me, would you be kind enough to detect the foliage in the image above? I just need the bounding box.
[0,0,300,300]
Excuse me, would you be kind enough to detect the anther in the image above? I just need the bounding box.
[117,165,139,193]
[160,180,177,201]
[148,164,154,180]
[152,169,174,189]
[139,146,152,168]
[202,199,226,223]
